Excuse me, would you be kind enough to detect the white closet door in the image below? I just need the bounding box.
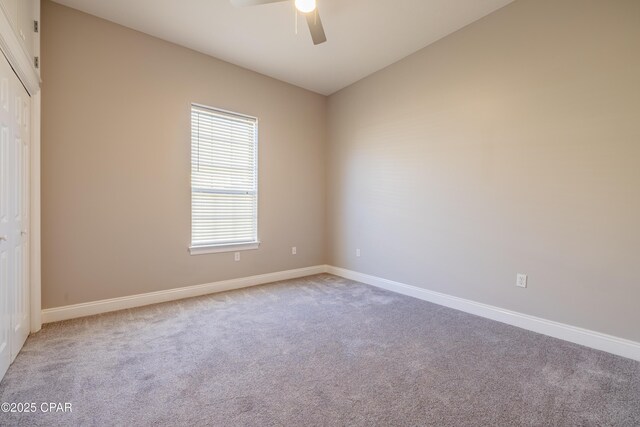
[0,51,30,380]
[0,53,13,379]
[11,62,29,360]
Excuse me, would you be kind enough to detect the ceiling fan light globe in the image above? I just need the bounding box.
[295,0,316,14]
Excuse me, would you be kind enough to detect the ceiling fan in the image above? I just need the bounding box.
[230,0,327,45]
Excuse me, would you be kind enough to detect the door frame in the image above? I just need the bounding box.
[0,0,41,333]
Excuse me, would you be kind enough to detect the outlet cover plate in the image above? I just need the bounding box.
[516,273,527,288]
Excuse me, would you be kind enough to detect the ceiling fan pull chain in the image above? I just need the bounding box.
[295,5,298,34]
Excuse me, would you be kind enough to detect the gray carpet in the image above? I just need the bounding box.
[0,274,639,426]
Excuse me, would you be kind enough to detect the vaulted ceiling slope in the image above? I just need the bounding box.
[51,0,514,95]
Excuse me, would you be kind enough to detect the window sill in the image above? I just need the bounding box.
[189,242,260,256]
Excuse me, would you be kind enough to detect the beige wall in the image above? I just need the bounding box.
[41,1,326,308]
[327,0,640,341]
[43,0,640,343]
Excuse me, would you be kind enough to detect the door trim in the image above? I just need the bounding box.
[29,90,40,332]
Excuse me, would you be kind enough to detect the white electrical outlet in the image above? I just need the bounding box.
[292,246,297,255]
[516,273,527,288]
[234,252,240,262]
[356,249,361,257]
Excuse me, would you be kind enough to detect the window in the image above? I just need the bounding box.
[189,104,258,255]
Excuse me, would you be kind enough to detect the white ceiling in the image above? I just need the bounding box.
[51,0,514,95]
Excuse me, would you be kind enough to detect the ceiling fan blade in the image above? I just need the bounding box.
[230,0,286,7]
[305,11,327,45]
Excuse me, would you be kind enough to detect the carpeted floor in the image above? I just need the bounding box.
[1,274,639,426]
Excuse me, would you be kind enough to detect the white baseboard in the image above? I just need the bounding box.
[327,266,640,362]
[41,265,327,324]
[41,264,640,361]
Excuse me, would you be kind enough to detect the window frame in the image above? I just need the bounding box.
[188,103,260,256]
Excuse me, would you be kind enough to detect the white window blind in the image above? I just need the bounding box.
[191,104,258,249]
